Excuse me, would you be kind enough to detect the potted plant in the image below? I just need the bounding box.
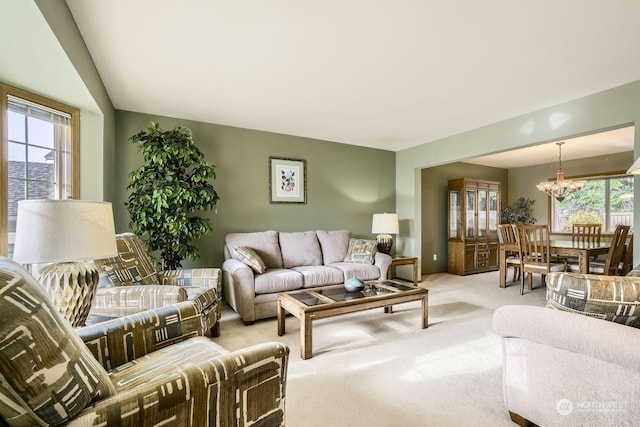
[126,122,219,270]
[500,197,536,224]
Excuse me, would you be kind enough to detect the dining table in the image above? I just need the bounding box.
[498,239,611,288]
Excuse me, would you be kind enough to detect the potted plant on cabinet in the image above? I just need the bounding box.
[126,122,219,270]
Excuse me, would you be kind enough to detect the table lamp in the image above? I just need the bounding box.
[12,200,117,327]
[371,213,399,254]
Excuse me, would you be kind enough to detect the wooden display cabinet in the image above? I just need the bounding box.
[447,178,501,275]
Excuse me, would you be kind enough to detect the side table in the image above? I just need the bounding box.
[388,256,420,286]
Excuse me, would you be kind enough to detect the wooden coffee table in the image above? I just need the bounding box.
[277,280,428,359]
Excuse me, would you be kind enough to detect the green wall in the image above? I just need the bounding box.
[114,111,396,268]
[2,0,115,201]
[421,163,508,274]
[35,0,117,202]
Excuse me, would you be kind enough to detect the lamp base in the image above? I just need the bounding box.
[36,261,100,327]
[376,234,393,255]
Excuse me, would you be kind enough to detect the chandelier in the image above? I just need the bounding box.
[536,141,586,201]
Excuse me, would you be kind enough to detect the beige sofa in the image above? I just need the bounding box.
[222,230,392,324]
[493,270,640,426]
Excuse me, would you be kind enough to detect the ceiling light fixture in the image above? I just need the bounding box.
[536,141,586,201]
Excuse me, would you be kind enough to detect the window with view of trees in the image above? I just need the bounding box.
[551,174,634,233]
[1,83,79,257]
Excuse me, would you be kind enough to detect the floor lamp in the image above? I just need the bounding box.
[12,200,117,327]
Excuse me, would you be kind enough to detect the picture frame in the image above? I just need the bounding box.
[269,156,307,204]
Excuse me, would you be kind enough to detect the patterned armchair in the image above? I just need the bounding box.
[91,232,222,336]
[0,258,289,427]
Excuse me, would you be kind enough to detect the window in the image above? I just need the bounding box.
[551,174,634,233]
[1,83,79,257]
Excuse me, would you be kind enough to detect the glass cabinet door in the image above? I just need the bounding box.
[449,190,460,238]
[477,190,487,237]
[466,190,476,238]
[489,190,498,237]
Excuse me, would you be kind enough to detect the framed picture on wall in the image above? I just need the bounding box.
[269,156,307,204]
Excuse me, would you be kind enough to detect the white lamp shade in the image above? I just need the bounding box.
[13,200,118,264]
[371,213,399,234]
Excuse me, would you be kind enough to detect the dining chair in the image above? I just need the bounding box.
[569,225,631,275]
[572,223,602,245]
[516,224,566,295]
[497,224,520,285]
[558,223,604,265]
[621,233,634,276]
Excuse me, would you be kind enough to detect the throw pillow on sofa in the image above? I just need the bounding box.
[546,271,640,328]
[343,238,377,264]
[234,246,267,274]
[316,230,351,264]
[279,231,323,268]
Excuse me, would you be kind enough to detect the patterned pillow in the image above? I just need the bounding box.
[0,258,116,425]
[234,246,267,273]
[546,272,640,328]
[343,238,377,264]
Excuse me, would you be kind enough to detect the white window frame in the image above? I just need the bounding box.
[549,172,634,234]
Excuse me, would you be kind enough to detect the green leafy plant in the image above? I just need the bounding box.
[564,211,602,232]
[126,122,219,270]
[500,197,537,224]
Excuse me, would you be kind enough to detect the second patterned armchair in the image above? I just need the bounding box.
[0,257,289,427]
[91,232,222,335]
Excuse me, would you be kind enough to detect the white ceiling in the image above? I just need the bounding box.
[465,126,635,168]
[65,0,640,155]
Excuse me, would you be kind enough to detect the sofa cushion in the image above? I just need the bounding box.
[234,246,267,273]
[225,230,283,269]
[255,269,304,294]
[316,230,351,264]
[280,231,323,268]
[344,238,377,264]
[546,272,640,328]
[0,258,116,426]
[291,265,345,288]
[329,262,381,281]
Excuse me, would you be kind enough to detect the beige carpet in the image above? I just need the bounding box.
[214,271,547,426]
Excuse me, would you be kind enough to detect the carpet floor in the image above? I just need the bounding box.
[214,270,547,426]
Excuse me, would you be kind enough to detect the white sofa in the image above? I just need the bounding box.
[222,230,392,324]
[493,271,640,426]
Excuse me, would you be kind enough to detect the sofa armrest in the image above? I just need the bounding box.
[493,305,640,372]
[374,252,392,279]
[91,285,188,315]
[68,341,289,427]
[76,301,206,370]
[222,258,258,322]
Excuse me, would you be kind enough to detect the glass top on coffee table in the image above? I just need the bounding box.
[289,280,418,306]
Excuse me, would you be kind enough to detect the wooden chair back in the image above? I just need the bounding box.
[621,233,634,276]
[603,225,631,276]
[497,224,520,285]
[517,224,553,267]
[572,223,602,246]
[516,224,565,294]
[497,224,518,246]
